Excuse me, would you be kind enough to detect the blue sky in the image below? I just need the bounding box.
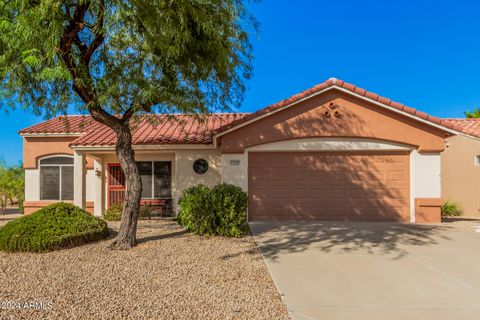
[2,0,480,165]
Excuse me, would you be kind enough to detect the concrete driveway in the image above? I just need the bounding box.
[251,220,480,320]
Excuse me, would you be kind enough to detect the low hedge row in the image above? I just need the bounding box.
[103,203,153,221]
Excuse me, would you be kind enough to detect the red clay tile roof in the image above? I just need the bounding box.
[442,118,480,138]
[19,115,93,134]
[19,114,248,146]
[213,77,462,135]
[21,78,480,145]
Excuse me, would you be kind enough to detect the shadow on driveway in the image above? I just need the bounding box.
[250,222,452,260]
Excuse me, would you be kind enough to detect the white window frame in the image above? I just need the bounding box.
[475,155,480,166]
[39,155,74,201]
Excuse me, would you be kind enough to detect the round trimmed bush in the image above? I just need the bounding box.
[0,202,109,252]
[178,183,249,237]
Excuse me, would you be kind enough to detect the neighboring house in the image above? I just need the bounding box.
[441,119,480,217]
[20,78,472,223]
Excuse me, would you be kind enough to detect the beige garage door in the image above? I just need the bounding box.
[248,151,410,221]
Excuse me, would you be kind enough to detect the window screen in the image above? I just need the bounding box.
[40,157,74,165]
[40,166,60,200]
[154,161,171,198]
[61,166,74,200]
[137,161,153,198]
[39,156,74,200]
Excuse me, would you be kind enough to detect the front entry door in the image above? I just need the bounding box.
[107,163,126,208]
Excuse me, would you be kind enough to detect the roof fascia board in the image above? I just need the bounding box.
[20,133,84,138]
[334,87,459,136]
[71,144,216,151]
[456,132,480,141]
[214,86,333,139]
[214,85,459,141]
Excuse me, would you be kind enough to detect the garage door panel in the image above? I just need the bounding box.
[251,171,304,182]
[248,151,410,221]
[252,188,310,200]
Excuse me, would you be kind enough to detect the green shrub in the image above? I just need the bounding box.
[103,203,122,221]
[177,183,249,237]
[441,201,463,217]
[0,202,108,252]
[103,203,153,221]
[177,185,214,234]
[139,204,153,220]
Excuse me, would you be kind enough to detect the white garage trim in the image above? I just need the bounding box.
[247,137,414,152]
[409,151,442,223]
[412,151,441,198]
[409,152,416,223]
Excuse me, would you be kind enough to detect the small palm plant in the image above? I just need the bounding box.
[441,201,463,217]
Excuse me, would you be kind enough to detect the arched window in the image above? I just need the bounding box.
[39,156,74,200]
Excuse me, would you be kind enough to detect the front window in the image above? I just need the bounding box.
[137,161,171,199]
[39,156,74,200]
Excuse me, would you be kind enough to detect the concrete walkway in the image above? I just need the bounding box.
[251,220,480,320]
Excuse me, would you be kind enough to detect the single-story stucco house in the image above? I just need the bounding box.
[19,78,480,222]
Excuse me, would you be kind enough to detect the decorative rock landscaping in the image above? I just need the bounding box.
[0,219,288,319]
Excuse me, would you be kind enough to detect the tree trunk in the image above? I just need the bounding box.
[109,123,142,250]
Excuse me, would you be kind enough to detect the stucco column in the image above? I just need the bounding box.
[93,158,104,216]
[73,150,86,209]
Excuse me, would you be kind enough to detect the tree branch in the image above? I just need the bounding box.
[74,34,87,54]
[58,2,89,92]
[83,0,105,65]
[58,1,121,130]
[122,106,135,122]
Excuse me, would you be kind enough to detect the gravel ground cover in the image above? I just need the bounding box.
[0,219,288,320]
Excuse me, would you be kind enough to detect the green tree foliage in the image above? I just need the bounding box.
[0,162,24,214]
[0,0,255,116]
[0,0,255,248]
[464,108,480,118]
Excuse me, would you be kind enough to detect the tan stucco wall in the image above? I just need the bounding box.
[23,136,96,214]
[442,135,480,217]
[219,90,449,154]
[23,136,93,169]
[174,149,222,209]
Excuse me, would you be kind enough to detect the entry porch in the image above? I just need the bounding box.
[71,148,222,216]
